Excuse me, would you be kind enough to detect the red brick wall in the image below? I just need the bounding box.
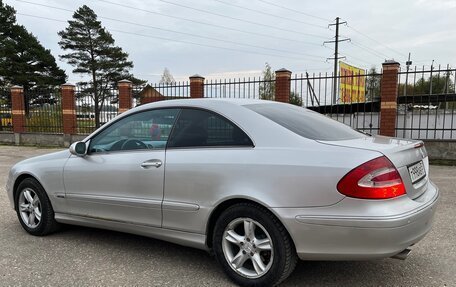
[11,86,25,133]
[190,75,204,98]
[275,69,291,103]
[61,84,76,135]
[118,80,132,113]
[379,61,400,137]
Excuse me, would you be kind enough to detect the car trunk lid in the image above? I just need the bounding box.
[318,135,429,199]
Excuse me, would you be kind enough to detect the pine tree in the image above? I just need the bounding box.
[366,67,380,101]
[259,63,275,100]
[58,5,144,128]
[0,0,66,89]
[159,68,176,85]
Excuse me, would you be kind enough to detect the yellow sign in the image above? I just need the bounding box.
[339,62,366,103]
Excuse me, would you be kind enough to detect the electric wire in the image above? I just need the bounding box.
[256,0,330,22]
[158,0,330,39]
[94,0,327,44]
[350,41,389,60]
[345,22,407,58]
[16,13,326,62]
[212,0,328,29]
[14,0,326,59]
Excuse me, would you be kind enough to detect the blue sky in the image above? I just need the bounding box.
[5,0,456,83]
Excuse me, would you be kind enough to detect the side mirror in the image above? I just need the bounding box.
[69,141,87,157]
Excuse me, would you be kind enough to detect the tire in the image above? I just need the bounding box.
[213,202,297,287]
[14,177,59,236]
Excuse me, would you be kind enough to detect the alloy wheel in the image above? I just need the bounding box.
[18,188,42,228]
[222,217,274,279]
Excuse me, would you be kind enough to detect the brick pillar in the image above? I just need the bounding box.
[118,79,133,113]
[379,61,400,137]
[11,85,25,134]
[275,68,291,103]
[61,83,76,135]
[190,74,205,98]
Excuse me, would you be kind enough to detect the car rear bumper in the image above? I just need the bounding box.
[272,180,439,260]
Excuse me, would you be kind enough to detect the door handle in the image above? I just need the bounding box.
[141,159,162,168]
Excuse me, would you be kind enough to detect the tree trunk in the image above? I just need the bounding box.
[94,95,100,128]
[91,67,100,128]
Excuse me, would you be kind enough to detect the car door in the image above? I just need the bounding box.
[63,108,180,227]
[163,108,254,233]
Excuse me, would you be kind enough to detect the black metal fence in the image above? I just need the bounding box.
[154,81,190,99]
[205,77,274,99]
[132,82,190,104]
[0,88,13,132]
[75,85,119,134]
[3,64,456,140]
[290,71,382,135]
[23,87,63,133]
[396,65,456,139]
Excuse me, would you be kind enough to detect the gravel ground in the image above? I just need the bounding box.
[0,145,455,286]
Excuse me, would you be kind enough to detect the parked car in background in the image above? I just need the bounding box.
[6,99,439,286]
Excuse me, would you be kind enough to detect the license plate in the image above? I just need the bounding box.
[408,161,426,183]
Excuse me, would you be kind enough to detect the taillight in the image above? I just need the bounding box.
[337,156,405,199]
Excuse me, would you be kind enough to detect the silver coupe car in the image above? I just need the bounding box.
[6,99,439,286]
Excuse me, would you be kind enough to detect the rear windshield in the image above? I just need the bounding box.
[245,103,364,141]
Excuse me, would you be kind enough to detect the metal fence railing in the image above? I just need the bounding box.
[4,64,455,141]
[132,82,190,106]
[153,82,190,99]
[75,85,119,134]
[24,87,63,133]
[204,77,274,99]
[396,65,456,140]
[290,71,382,135]
[0,88,13,132]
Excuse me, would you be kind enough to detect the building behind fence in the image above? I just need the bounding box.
[1,61,455,146]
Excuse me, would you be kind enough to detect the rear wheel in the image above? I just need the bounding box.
[15,178,59,236]
[213,203,297,287]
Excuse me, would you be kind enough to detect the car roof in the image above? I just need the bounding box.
[132,98,275,112]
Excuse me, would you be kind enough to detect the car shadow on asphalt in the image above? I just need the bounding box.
[46,224,436,287]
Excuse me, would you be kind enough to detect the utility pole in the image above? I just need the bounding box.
[430,59,434,95]
[324,17,350,104]
[404,52,412,97]
[403,53,412,138]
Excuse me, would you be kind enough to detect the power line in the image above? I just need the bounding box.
[14,0,326,59]
[338,33,392,60]
[350,41,389,60]
[342,53,374,67]
[16,13,326,62]
[158,0,330,39]
[256,0,330,22]
[212,0,328,29]
[345,23,407,59]
[93,0,325,45]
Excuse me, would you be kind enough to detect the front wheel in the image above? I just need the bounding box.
[213,203,297,287]
[15,178,59,236]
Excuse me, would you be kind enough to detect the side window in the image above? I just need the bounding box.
[89,109,179,153]
[167,109,253,148]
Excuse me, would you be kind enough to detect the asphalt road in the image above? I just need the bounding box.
[0,145,455,286]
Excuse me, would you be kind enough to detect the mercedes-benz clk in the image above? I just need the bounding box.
[6,99,439,286]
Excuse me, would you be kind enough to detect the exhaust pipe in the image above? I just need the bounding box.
[391,248,411,260]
